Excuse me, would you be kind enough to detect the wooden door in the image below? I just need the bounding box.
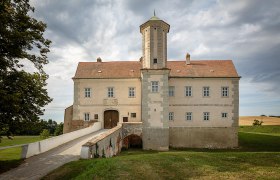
[104,110,119,129]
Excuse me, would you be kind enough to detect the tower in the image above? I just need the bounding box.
[140,13,170,69]
[140,13,170,150]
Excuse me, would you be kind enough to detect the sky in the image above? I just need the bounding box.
[29,0,280,122]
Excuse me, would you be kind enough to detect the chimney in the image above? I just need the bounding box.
[186,53,190,65]
[97,57,102,62]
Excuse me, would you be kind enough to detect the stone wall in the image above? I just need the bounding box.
[122,122,142,137]
[63,105,73,133]
[169,127,238,148]
[81,125,123,159]
[141,69,170,150]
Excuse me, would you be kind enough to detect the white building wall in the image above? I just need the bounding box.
[168,78,235,127]
[73,78,141,128]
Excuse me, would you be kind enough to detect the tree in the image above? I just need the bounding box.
[54,122,64,136]
[252,119,263,126]
[40,129,50,139]
[0,0,52,138]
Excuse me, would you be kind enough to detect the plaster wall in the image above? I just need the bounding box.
[72,78,141,128]
[168,78,239,127]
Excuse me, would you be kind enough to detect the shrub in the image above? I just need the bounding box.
[40,129,50,139]
[252,119,263,126]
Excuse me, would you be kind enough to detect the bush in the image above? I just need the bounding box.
[40,129,50,139]
[252,119,263,126]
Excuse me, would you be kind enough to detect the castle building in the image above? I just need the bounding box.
[64,14,240,150]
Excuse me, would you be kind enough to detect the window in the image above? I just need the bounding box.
[222,87,229,97]
[94,114,98,120]
[203,112,210,121]
[222,113,228,118]
[129,87,135,98]
[84,113,90,121]
[169,86,175,97]
[185,112,192,121]
[169,112,174,121]
[153,58,157,64]
[108,87,114,98]
[151,81,159,92]
[84,88,91,98]
[185,86,192,96]
[123,117,128,122]
[131,113,136,118]
[203,87,210,97]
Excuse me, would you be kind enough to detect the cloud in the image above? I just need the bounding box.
[27,0,280,121]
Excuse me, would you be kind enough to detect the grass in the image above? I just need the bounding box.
[0,136,41,147]
[43,126,280,180]
[0,136,40,173]
[239,125,280,135]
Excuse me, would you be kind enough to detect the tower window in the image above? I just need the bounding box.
[84,88,91,98]
[151,81,159,92]
[153,58,157,64]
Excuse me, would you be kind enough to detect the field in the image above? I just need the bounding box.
[239,116,280,126]
[0,136,40,173]
[43,126,280,180]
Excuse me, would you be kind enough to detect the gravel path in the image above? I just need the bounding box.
[0,129,107,180]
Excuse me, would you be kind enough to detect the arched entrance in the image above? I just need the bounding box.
[123,134,142,149]
[104,110,119,129]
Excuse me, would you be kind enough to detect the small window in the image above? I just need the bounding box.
[94,114,98,120]
[129,87,135,98]
[169,112,174,121]
[203,112,210,121]
[131,113,136,118]
[203,87,210,97]
[153,58,157,64]
[84,113,90,121]
[185,112,192,121]
[84,88,91,98]
[123,117,128,122]
[222,87,229,97]
[108,87,114,98]
[222,113,228,118]
[169,86,175,97]
[185,86,192,96]
[151,81,159,92]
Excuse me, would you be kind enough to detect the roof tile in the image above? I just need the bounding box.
[73,60,239,79]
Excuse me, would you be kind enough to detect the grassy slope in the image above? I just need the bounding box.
[43,126,280,180]
[0,136,40,173]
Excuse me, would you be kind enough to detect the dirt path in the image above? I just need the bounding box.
[0,129,108,180]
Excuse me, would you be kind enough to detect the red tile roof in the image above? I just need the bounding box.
[73,60,239,79]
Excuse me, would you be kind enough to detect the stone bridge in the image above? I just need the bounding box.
[81,122,143,159]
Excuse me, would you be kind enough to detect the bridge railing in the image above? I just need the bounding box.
[21,122,101,158]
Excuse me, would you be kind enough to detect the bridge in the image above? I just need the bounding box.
[0,122,142,180]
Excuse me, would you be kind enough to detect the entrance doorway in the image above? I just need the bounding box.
[104,110,119,129]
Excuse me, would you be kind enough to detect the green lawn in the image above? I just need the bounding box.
[0,136,41,147]
[43,126,280,180]
[0,136,40,173]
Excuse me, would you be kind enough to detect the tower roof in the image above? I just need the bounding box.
[140,14,170,33]
[149,15,161,21]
